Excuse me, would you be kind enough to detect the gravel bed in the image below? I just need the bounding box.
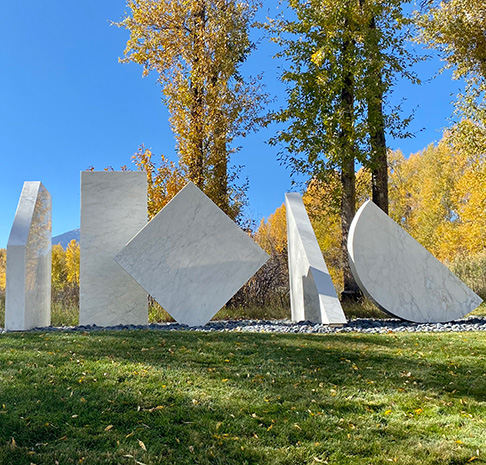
[5,316,486,334]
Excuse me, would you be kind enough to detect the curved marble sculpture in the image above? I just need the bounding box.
[348,200,482,323]
[286,193,346,325]
[114,182,269,327]
[80,171,148,326]
[5,182,52,330]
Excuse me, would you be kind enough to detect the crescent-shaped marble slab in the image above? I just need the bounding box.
[348,200,482,323]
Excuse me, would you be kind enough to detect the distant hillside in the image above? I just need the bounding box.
[52,229,80,248]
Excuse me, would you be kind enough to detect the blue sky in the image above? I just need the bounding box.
[0,1,461,248]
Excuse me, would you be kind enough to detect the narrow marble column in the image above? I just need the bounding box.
[348,200,482,322]
[5,182,52,330]
[79,172,148,326]
[286,193,347,325]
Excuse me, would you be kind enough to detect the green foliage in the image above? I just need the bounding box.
[417,0,486,119]
[266,0,419,179]
[0,331,486,464]
[417,1,486,156]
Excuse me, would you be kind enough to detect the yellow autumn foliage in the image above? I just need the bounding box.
[257,132,486,292]
[0,248,6,291]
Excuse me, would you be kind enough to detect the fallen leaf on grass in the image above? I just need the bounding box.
[148,405,164,412]
[104,425,113,432]
[138,439,147,451]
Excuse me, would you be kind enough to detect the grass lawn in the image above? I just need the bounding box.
[0,330,485,464]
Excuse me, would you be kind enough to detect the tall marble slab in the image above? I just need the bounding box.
[80,171,148,326]
[348,200,482,323]
[5,182,52,330]
[114,182,269,327]
[285,193,347,325]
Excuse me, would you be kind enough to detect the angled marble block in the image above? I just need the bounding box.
[114,182,269,326]
[348,200,482,323]
[285,193,347,325]
[5,182,52,330]
[80,172,148,326]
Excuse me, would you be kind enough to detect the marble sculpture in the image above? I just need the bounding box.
[5,182,52,330]
[114,182,269,326]
[348,200,482,323]
[285,193,347,325]
[79,171,148,326]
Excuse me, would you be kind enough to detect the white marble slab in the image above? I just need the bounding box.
[5,182,52,330]
[348,200,482,323]
[285,193,346,325]
[114,182,269,326]
[80,172,148,326]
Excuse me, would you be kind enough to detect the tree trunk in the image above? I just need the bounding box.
[188,0,206,189]
[369,81,388,214]
[341,156,361,300]
[365,11,389,214]
[339,35,361,301]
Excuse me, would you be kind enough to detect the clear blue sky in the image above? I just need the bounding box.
[0,1,461,248]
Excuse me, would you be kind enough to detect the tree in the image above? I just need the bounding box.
[0,248,6,291]
[51,244,67,293]
[51,242,80,311]
[387,135,486,263]
[267,0,417,299]
[66,240,80,286]
[254,204,287,255]
[117,0,268,219]
[132,145,186,218]
[418,0,486,153]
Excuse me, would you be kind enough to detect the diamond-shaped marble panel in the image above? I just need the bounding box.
[114,182,269,326]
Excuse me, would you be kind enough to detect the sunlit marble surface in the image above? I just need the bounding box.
[5,182,52,330]
[348,200,483,323]
[79,172,148,326]
[114,182,269,327]
[286,193,346,325]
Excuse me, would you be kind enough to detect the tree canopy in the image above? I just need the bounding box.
[118,0,268,219]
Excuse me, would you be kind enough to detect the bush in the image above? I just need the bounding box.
[451,252,486,300]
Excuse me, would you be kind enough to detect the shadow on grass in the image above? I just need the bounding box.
[0,331,485,464]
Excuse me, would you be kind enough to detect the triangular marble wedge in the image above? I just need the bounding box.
[114,182,269,327]
[6,182,52,331]
[348,200,482,323]
[285,193,346,325]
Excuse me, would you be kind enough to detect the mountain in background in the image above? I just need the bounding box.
[52,229,80,248]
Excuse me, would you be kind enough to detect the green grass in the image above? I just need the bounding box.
[0,330,485,464]
[149,302,291,323]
